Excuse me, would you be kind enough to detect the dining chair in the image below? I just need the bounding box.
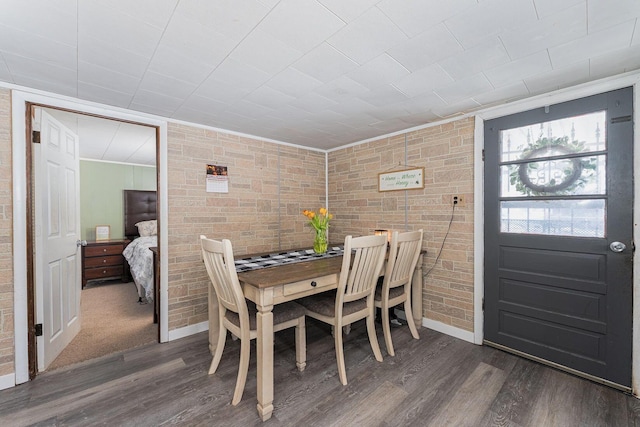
[200,235,306,405]
[374,229,423,356]
[299,234,387,386]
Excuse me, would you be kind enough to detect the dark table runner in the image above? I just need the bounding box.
[235,246,344,272]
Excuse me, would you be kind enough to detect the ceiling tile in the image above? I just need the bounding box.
[155,12,236,69]
[78,61,141,95]
[524,60,591,95]
[243,86,296,110]
[500,3,587,60]
[77,81,135,108]
[317,0,378,22]
[314,75,370,100]
[78,1,163,59]
[438,38,511,81]
[207,58,271,93]
[3,52,77,91]
[179,94,228,112]
[533,0,584,18]
[138,71,197,100]
[549,19,636,68]
[97,0,177,29]
[130,89,184,114]
[387,23,463,72]
[327,7,408,65]
[588,0,640,33]
[445,0,538,49]
[258,0,345,52]
[378,0,477,38]
[432,98,482,118]
[147,45,215,85]
[347,54,410,89]
[292,43,359,83]
[290,93,338,113]
[392,64,454,97]
[483,50,552,88]
[433,73,494,105]
[0,24,77,69]
[193,77,250,104]
[589,43,640,78]
[472,81,530,106]
[229,28,303,75]
[266,68,323,98]
[359,85,409,107]
[0,1,77,46]
[175,0,270,43]
[78,35,150,79]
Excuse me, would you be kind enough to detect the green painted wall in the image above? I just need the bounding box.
[80,160,156,240]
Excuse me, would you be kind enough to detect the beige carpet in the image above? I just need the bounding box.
[48,280,157,371]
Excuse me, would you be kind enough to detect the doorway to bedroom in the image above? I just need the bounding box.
[30,105,160,373]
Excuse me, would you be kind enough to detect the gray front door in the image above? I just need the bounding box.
[484,87,633,389]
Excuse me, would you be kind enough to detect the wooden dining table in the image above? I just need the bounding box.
[207,247,425,421]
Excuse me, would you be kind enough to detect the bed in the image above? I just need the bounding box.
[122,190,157,304]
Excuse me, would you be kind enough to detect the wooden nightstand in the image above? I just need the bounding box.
[82,240,127,288]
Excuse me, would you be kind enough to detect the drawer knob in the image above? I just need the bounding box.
[103,248,107,252]
[103,260,107,263]
[310,281,317,287]
[102,270,107,274]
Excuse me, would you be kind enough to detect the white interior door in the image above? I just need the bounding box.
[34,109,82,370]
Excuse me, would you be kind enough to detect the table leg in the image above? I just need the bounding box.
[411,253,424,329]
[256,301,274,421]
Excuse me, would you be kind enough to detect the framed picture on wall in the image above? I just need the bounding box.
[95,225,110,241]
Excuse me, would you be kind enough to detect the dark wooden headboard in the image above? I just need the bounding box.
[124,190,157,240]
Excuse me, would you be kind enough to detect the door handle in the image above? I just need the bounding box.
[609,241,626,253]
[76,240,87,247]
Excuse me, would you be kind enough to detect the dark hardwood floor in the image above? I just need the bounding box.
[1,320,639,426]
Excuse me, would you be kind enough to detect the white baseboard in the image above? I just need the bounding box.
[167,320,208,341]
[0,373,15,390]
[422,318,476,344]
[394,309,476,344]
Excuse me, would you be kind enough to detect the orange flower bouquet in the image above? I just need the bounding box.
[302,207,333,253]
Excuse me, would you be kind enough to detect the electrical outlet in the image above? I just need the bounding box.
[453,195,465,207]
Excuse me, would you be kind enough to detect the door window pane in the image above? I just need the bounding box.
[501,155,605,197]
[500,112,606,162]
[501,199,605,237]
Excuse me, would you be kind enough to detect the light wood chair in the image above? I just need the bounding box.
[300,234,387,385]
[374,229,423,356]
[200,235,306,405]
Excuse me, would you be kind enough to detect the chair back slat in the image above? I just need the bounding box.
[341,234,387,303]
[200,236,248,322]
[384,230,423,291]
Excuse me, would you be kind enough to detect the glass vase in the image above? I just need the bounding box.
[313,229,328,254]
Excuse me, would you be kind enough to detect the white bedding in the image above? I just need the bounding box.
[123,236,157,302]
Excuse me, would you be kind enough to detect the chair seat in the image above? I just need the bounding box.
[225,301,306,330]
[299,291,367,317]
[374,284,405,302]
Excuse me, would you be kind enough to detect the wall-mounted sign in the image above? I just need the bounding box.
[378,167,424,192]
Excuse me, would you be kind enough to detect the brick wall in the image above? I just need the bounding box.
[328,117,475,332]
[0,88,13,375]
[166,124,325,330]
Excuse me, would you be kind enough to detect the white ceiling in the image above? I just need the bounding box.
[2,0,640,162]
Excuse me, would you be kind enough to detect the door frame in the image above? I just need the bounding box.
[11,89,169,385]
[474,73,640,395]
